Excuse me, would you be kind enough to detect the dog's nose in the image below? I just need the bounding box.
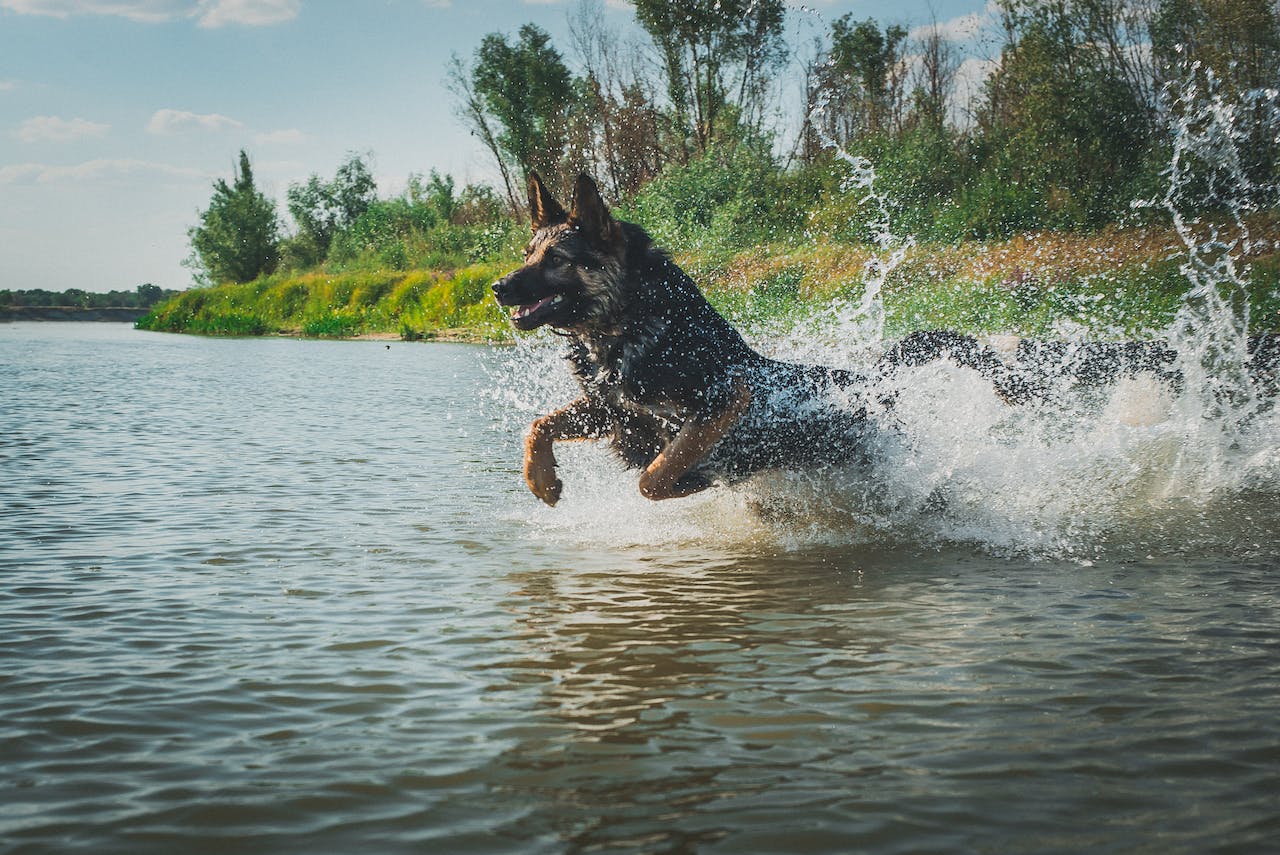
[491,277,507,299]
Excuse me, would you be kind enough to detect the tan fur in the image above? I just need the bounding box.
[637,378,751,501]
[523,397,611,506]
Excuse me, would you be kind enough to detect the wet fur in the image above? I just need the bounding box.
[493,173,869,504]
[494,173,1280,505]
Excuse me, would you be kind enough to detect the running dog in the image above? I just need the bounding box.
[492,173,1279,505]
[492,173,871,505]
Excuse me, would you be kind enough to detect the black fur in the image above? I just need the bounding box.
[492,174,868,500]
[493,172,1279,503]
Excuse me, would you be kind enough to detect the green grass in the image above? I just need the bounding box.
[138,263,511,341]
[140,220,1280,342]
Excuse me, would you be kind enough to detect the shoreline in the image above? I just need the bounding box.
[272,327,490,343]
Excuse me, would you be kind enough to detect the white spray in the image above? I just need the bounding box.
[485,56,1280,562]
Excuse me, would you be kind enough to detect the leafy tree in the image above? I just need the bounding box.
[285,151,377,265]
[808,16,909,149]
[447,53,522,214]
[136,283,164,306]
[406,169,459,223]
[566,1,668,198]
[831,17,909,135]
[1152,0,1280,93]
[471,24,574,189]
[1148,0,1280,210]
[908,19,961,131]
[189,150,280,284]
[633,0,787,156]
[973,1,1150,232]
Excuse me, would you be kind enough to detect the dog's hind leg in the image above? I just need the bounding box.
[525,397,610,506]
[638,379,751,501]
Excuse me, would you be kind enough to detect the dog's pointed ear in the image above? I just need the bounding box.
[527,171,567,232]
[569,173,620,247]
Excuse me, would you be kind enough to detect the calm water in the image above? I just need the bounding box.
[3,322,1278,854]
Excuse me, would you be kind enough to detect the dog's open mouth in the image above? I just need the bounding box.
[511,294,563,324]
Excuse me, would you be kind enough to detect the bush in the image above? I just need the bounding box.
[302,310,362,338]
[622,140,816,254]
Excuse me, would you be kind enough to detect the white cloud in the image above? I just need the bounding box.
[911,12,986,43]
[0,158,206,185]
[910,1,1003,43]
[254,127,307,145]
[0,0,187,22]
[422,0,449,7]
[1,0,299,25]
[195,0,298,27]
[14,115,110,143]
[147,108,244,135]
[955,56,998,103]
[0,80,17,92]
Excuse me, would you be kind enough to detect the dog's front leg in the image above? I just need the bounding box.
[524,397,609,506]
[638,379,751,501]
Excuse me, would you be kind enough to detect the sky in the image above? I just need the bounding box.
[0,0,994,293]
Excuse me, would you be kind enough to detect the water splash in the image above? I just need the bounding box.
[1140,62,1280,431]
[483,59,1280,562]
[793,52,915,367]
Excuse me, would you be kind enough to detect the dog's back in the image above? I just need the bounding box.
[560,235,871,485]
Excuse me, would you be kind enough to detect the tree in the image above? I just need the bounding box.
[189,150,280,284]
[909,17,961,130]
[1151,0,1280,203]
[567,0,667,197]
[285,151,377,264]
[1152,0,1280,93]
[447,53,522,215]
[833,16,909,135]
[806,17,909,151]
[974,1,1150,231]
[633,0,787,156]
[136,283,164,306]
[473,25,574,189]
[406,170,458,223]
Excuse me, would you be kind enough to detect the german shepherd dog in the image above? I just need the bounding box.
[492,173,1280,506]
[491,173,872,505]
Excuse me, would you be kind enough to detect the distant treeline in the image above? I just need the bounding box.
[2,285,180,310]
[182,0,1280,292]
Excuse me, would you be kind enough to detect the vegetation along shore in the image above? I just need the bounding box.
[135,219,1280,343]
[136,0,1280,342]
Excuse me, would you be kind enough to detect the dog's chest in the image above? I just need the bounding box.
[574,331,682,420]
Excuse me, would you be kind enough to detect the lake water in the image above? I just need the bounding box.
[3,322,1278,854]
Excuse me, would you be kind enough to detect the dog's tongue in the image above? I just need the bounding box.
[514,295,555,319]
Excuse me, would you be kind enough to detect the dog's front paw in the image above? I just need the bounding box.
[529,473,563,506]
[524,453,563,506]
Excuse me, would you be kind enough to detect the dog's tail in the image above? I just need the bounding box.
[878,330,1034,404]
[879,329,1280,407]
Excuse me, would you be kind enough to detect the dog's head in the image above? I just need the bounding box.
[492,172,625,332]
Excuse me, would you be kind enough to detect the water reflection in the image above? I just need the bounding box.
[488,548,921,850]
[478,546,1280,852]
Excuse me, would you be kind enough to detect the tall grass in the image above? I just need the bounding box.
[138,263,511,341]
[140,218,1280,343]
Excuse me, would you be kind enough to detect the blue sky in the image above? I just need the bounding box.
[0,0,993,293]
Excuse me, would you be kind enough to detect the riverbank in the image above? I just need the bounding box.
[137,218,1280,341]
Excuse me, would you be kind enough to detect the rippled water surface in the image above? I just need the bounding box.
[3,323,1278,854]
